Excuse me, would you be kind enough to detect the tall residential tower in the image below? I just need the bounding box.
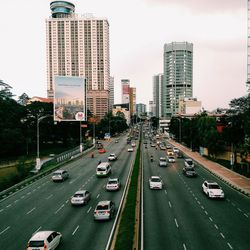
[163,42,193,117]
[46,1,110,118]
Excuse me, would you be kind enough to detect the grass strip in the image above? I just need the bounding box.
[114,142,141,250]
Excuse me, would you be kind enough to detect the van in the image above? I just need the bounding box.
[96,162,111,177]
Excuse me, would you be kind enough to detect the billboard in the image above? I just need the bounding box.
[54,76,86,121]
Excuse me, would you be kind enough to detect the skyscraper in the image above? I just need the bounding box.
[46,1,110,118]
[153,74,163,118]
[109,76,114,111]
[129,87,136,115]
[121,79,130,104]
[163,42,193,117]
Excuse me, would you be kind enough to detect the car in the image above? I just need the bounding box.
[96,162,111,177]
[131,142,136,147]
[52,169,69,182]
[166,144,172,149]
[159,157,167,167]
[98,148,106,154]
[108,153,117,161]
[127,147,134,152]
[70,190,91,205]
[159,145,166,150]
[167,156,175,163]
[149,176,163,189]
[26,230,62,250]
[151,143,156,147]
[202,181,224,198]
[94,200,115,220]
[106,178,121,191]
[173,147,179,153]
[183,167,197,177]
[167,150,174,156]
[177,151,183,158]
[184,158,194,168]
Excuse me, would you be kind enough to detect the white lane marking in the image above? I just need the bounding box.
[226,198,230,202]
[209,217,213,222]
[237,208,242,212]
[54,204,65,214]
[87,206,92,214]
[197,201,201,205]
[96,194,100,199]
[14,199,19,203]
[21,195,25,199]
[72,225,79,235]
[214,224,218,230]
[0,209,3,213]
[227,242,233,249]
[0,226,10,235]
[46,194,53,200]
[65,200,69,204]
[205,211,208,215]
[201,206,204,210]
[34,226,42,233]
[164,190,168,195]
[244,213,249,218]
[183,243,187,250]
[6,204,12,208]
[168,201,172,208]
[232,202,236,207]
[26,207,36,215]
[27,192,31,195]
[174,218,179,228]
[220,233,225,239]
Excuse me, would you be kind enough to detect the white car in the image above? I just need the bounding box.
[127,148,134,152]
[94,200,115,220]
[202,181,224,198]
[106,178,121,191]
[149,176,163,189]
[52,169,69,182]
[131,142,136,147]
[70,190,91,205]
[167,156,175,163]
[159,157,167,167]
[108,153,117,161]
[184,158,194,168]
[27,230,62,250]
[173,147,179,153]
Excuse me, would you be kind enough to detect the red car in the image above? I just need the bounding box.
[98,148,106,154]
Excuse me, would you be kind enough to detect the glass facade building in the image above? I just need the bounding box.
[163,42,193,117]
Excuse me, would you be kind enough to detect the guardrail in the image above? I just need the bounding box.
[0,144,94,202]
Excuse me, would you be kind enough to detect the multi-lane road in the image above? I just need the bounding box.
[142,139,250,250]
[0,136,135,250]
[1,132,250,250]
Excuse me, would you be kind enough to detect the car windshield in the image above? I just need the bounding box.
[208,184,220,189]
[186,160,193,165]
[96,204,109,210]
[110,154,115,156]
[108,180,118,184]
[151,178,161,182]
[53,172,61,176]
[74,194,84,198]
[97,167,106,171]
[29,240,44,247]
[160,158,166,161]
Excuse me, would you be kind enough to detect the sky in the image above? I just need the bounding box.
[0,0,247,111]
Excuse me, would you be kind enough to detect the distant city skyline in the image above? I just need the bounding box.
[0,0,247,111]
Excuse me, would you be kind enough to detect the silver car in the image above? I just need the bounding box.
[52,170,69,182]
[71,190,91,205]
[106,178,121,191]
[94,200,115,220]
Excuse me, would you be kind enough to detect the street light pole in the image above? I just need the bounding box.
[36,115,52,170]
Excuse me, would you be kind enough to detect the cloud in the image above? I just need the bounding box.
[145,0,244,13]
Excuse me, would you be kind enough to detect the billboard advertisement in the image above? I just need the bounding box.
[54,76,86,121]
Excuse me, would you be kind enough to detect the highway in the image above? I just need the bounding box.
[0,136,135,250]
[142,139,250,250]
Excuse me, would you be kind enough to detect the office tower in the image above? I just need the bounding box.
[148,100,154,117]
[46,1,110,118]
[163,42,193,117]
[136,103,146,117]
[121,79,130,104]
[129,87,136,115]
[109,76,114,111]
[153,74,163,118]
[247,0,250,89]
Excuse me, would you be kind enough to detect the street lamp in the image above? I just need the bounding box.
[36,114,52,170]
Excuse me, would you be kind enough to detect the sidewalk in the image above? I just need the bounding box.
[169,139,250,197]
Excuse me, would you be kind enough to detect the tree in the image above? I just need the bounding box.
[0,80,14,100]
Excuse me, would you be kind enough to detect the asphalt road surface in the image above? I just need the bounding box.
[142,140,250,250]
[0,136,135,250]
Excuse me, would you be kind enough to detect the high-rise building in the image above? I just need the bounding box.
[136,103,146,117]
[148,100,154,118]
[129,87,136,115]
[109,76,114,110]
[247,0,250,90]
[121,79,130,104]
[46,1,110,118]
[163,42,193,117]
[153,74,163,118]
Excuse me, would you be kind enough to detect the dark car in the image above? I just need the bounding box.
[183,167,197,177]
[177,152,183,158]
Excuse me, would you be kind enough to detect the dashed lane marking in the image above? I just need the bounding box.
[26,207,36,215]
[72,225,79,235]
[227,242,233,249]
[174,218,179,228]
[0,226,10,235]
[87,207,92,213]
[220,233,225,239]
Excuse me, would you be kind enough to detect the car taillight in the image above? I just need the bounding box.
[105,211,110,215]
[44,243,47,250]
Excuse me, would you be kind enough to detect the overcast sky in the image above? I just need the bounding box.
[0,0,247,111]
